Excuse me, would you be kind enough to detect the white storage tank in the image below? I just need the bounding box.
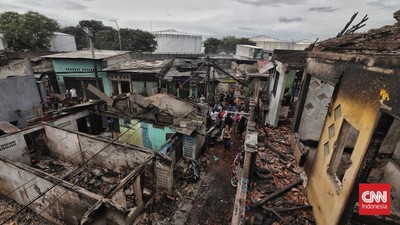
[49,32,77,52]
[152,29,202,54]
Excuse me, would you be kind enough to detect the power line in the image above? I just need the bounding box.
[0,125,135,225]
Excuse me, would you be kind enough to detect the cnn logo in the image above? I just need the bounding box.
[361,191,387,203]
[359,183,391,215]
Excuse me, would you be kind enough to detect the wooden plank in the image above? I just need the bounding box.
[134,175,143,206]
[251,178,303,208]
[87,83,114,106]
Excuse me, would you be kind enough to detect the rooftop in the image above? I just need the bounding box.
[42,50,130,60]
[313,15,400,55]
[103,59,172,73]
[152,29,201,37]
[273,50,307,69]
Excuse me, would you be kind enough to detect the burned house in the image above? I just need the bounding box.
[42,50,131,99]
[100,93,207,163]
[266,50,306,127]
[0,123,173,224]
[291,14,400,225]
[163,58,207,99]
[103,59,172,96]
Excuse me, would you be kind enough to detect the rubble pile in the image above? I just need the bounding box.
[0,196,54,225]
[32,156,123,196]
[248,126,315,225]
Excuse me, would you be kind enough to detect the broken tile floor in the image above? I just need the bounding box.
[249,122,315,225]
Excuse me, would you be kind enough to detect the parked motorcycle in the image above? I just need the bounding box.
[182,159,200,182]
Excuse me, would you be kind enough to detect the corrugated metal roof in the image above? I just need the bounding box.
[103,59,171,73]
[41,50,130,60]
[152,29,201,37]
[147,93,196,118]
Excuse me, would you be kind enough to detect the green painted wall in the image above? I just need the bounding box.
[52,59,112,95]
[118,119,175,151]
[284,70,296,93]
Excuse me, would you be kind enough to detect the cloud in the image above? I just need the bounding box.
[279,17,304,23]
[233,0,307,7]
[309,7,338,12]
[367,1,396,10]
[239,27,257,31]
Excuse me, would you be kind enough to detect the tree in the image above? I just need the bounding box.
[203,36,256,54]
[203,37,221,54]
[119,29,157,52]
[61,20,157,52]
[0,11,59,51]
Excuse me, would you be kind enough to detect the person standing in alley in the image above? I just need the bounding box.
[70,88,77,101]
[224,113,233,127]
[222,124,232,150]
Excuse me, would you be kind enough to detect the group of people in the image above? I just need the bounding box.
[46,88,81,110]
[209,92,247,151]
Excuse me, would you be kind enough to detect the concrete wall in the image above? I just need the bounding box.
[305,59,399,225]
[47,110,90,130]
[266,61,287,126]
[154,34,202,54]
[52,59,112,95]
[298,76,334,141]
[44,125,154,173]
[0,74,42,127]
[119,119,176,152]
[49,33,77,52]
[255,41,310,51]
[235,45,261,58]
[0,130,30,164]
[0,157,102,225]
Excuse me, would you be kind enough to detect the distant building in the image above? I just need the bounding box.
[235,45,264,59]
[250,35,312,51]
[0,32,77,52]
[42,50,131,98]
[49,32,77,52]
[152,29,202,54]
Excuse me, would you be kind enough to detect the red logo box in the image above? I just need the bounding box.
[359,183,391,215]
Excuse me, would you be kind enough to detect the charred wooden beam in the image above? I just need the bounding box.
[265,142,289,161]
[251,178,303,208]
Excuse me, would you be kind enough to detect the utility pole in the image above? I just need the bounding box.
[85,28,100,89]
[110,19,122,50]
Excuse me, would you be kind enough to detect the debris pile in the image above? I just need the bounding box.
[0,195,54,225]
[32,156,123,196]
[248,126,315,225]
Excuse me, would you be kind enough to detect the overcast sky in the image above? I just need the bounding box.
[1,0,399,41]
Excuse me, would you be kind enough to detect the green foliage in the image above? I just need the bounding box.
[0,11,59,51]
[203,37,221,54]
[203,36,256,54]
[61,20,157,52]
[120,29,157,52]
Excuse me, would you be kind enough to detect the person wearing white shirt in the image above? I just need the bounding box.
[70,88,77,101]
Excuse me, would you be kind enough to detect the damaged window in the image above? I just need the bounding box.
[327,120,359,187]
